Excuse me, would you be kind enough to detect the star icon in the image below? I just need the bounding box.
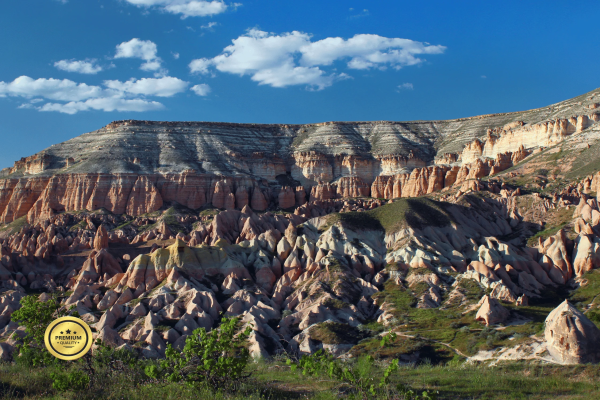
[66,329,71,334]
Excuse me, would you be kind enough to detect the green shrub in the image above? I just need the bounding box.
[145,316,252,392]
[380,331,397,348]
[287,350,438,399]
[50,369,89,392]
[10,294,75,366]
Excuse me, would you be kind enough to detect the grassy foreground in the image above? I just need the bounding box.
[2,360,600,400]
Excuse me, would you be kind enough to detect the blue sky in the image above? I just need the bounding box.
[1,0,599,169]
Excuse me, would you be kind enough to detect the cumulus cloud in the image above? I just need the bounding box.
[0,76,103,101]
[189,29,445,90]
[0,75,189,114]
[115,38,163,71]
[397,83,414,90]
[39,98,164,114]
[124,0,230,19]
[191,83,211,96]
[189,58,213,75]
[54,59,104,74]
[104,76,189,97]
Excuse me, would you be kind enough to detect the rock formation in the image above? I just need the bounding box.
[545,300,600,364]
[475,295,510,326]
[2,86,600,364]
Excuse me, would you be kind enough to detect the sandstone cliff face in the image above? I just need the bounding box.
[2,88,600,223]
[460,114,599,164]
[0,172,297,224]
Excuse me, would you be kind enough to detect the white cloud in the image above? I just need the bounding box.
[115,38,157,60]
[300,34,445,69]
[189,58,213,74]
[397,83,413,90]
[0,75,187,114]
[115,38,163,71]
[189,29,445,89]
[54,59,104,74]
[0,76,103,101]
[348,8,369,19]
[164,1,227,18]
[201,21,218,29]
[172,52,180,59]
[140,60,163,71]
[251,64,335,89]
[104,76,189,97]
[191,83,211,96]
[124,0,230,18]
[39,98,164,114]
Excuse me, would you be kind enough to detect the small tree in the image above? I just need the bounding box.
[51,339,145,393]
[10,294,73,366]
[145,316,252,392]
[10,295,148,393]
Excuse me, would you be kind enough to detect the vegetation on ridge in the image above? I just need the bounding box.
[320,198,452,234]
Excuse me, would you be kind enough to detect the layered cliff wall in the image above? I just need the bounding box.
[2,87,600,223]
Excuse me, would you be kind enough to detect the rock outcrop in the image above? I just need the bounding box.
[475,295,510,326]
[545,300,600,364]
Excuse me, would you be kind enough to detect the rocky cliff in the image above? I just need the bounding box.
[2,87,600,224]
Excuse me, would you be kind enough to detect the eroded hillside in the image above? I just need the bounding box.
[2,87,600,366]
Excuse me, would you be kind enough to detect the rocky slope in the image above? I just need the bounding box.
[3,88,600,365]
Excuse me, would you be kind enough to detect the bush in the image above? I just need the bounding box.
[50,369,90,392]
[10,294,75,367]
[380,331,397,348]
[287,350,438,399]
[11,294,147,392]
[89,339,147,386]
[145,316,252,392]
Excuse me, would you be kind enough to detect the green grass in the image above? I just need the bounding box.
[0,216,28,236]
[569,269,600,327]
[5,358,600,399]
[456,278,486,302]
[199,208,220,217]
[368,198,452,233]
[136,206,190,235]
[526,207,574,246]
[69,219,88,232]
[365,279,559,357]
[112,220,133,231]
[570,270,600,307]
[527,225,567,246]
[308,321,369,345]
[321,297,350,310]
[320,198,453,234]
[566,137,600,179]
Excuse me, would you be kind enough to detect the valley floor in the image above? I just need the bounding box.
[2,360,600,399]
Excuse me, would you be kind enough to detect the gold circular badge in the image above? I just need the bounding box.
[44,316,93,360]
